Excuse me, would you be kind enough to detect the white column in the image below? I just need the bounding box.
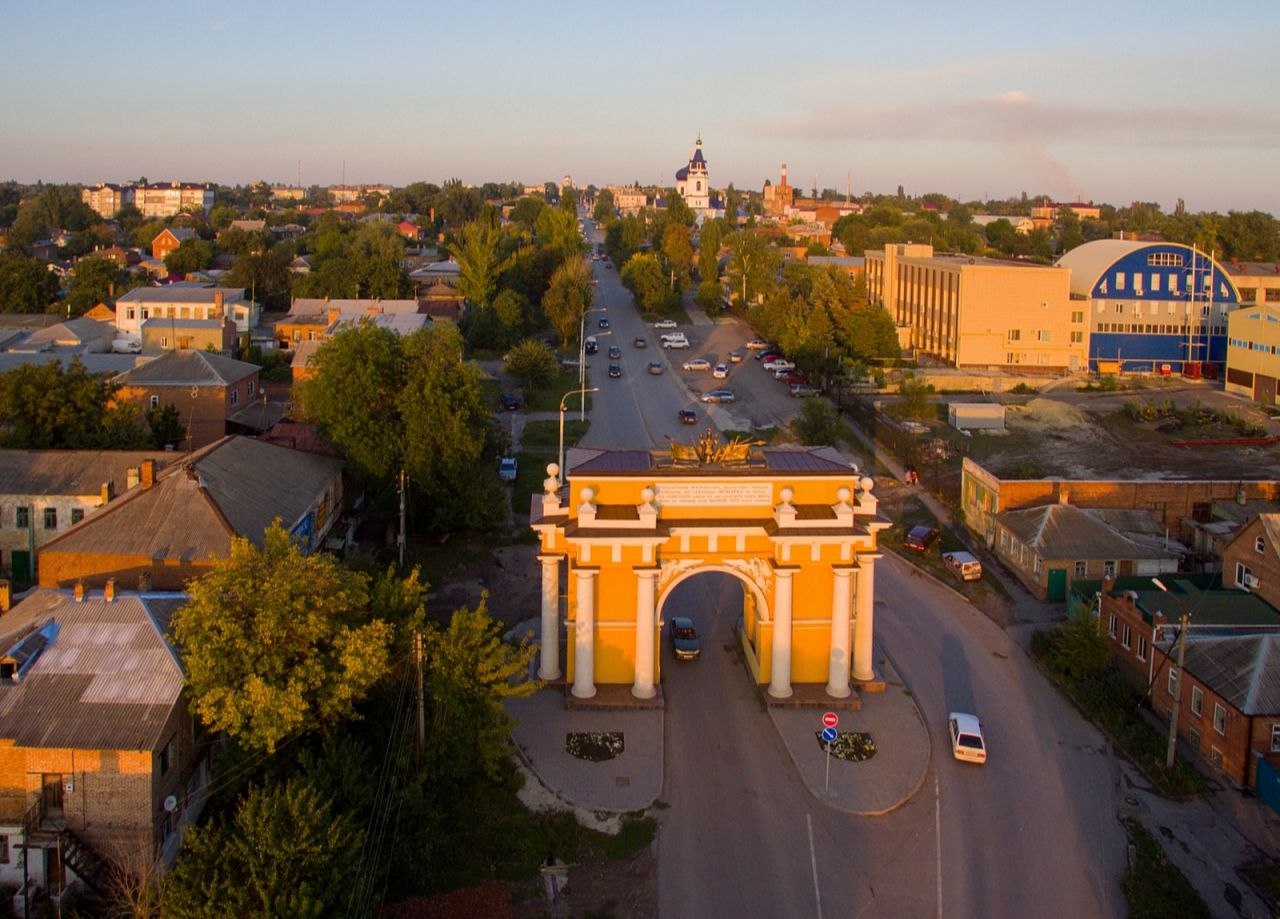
[572,568,598,699]
[826,567,854,698]
[769,568,795,699]
[632,569,658,699]
[852,558,877,683]
[537,554,561,681]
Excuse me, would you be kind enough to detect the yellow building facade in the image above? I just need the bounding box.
[531,437,886,701]
[865,243,1086,370]
[1225,303,1280,405]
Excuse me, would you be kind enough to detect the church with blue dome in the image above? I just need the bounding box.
[674,137,721,222]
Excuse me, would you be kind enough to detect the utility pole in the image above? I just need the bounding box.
[1165,611,1191,769]
[397,467,407,570]
[415,630,425,760]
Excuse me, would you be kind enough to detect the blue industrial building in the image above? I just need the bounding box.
[1057,240,1240,376]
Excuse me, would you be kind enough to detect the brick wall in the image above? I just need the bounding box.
[37,549,215,590]
[1223,516,1280,607]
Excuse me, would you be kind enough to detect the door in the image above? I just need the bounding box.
[1046,568,1068,602]
[42,773,63,818]
[1258,757,1280,816]
[45,844,63,894]
[10,550,32,586]
[1255,375,1277,407]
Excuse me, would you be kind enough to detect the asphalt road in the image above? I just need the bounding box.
[580,220,1128,917]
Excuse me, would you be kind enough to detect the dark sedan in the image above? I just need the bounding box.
[678,408,697,424]
[670,616,701,660]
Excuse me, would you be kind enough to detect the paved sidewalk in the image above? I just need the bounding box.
[506,640,931,819]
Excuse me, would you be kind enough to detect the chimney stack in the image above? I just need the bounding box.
[328,306,341,326]
[104,577,117,603]
[138,571,152,593]
[100,481,114,504]
[141,459,156,488]
[214,290,225,312]
[74,581,85,603]
[0,580,10,614]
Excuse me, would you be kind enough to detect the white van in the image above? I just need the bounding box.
[942,551,983,582]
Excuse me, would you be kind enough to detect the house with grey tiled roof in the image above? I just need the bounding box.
[0,450,173,587]
[113,287,259,343]
[0,583,208,895]
[112,349,262,448]
[36,435,343,591]
[994,500,1181,600]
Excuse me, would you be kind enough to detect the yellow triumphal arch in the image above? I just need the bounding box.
[531,433,887,701]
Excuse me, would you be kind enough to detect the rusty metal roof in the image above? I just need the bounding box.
[0,590,186,751]
[0,449,173,497]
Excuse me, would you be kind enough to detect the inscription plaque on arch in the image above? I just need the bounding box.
[654,482,773,507]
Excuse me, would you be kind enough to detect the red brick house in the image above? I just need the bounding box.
[112,350,261,449]
[1223,514,1280,607]
[150,227,196,261]
[1099,576,1280,787]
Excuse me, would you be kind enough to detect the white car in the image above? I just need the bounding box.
[498,457,518,483]
[948,712,987,764]
[762,357,795,373]
[663,338,690,349]
[712,363,730,379]
[653,318,679,329]
[682,358,712,372]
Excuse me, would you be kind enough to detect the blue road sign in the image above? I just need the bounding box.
[821,726,837,744]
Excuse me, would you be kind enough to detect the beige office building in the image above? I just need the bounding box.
[1225,303,1280,405]
[865,244,1086,370]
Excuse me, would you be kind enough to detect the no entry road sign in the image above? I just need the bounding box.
[822,711,839,729]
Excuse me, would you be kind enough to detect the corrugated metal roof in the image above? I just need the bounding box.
[117,287,245,304]
[1164,634,1280,715]
[1055,239,1148,296]
[998,503,1168,560]
[0,450,173,496]
[114,349,258,387]
[0,591,185,750]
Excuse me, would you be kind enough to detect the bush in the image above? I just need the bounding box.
[791,399,842,446]
[1121,818,1211,918]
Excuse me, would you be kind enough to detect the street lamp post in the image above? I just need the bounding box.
[559,386,598,492]
[579,307,607,421]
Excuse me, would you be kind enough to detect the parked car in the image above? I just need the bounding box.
[608,345,622,359]
[598,317,610,328]
[903,525,941,551]
[762,357,796,373]
[943,551,983,581]
[670,616,701,660]
[727,350,744,363]
[500,393,521,411]
[648,361,664,375]
[755,350,782,363]
[777,370,809,384]
[663,338,690,349]
[653,318,678,329]
[745,338,772,350]
[789,383,819,398]
[498,457,518,483]
[678,408,698,424]
[608,363,622,378]
[948,712,987,764]
[712,363,730,379]
[682,358,712,372]
[701,389,736,404]
[634,336,647,348]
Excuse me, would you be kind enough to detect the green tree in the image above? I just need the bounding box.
[897,374,935,421]
[437,179,483,227]
[604,214,645,266]
[663,189,695,228]
[660,222,694,292]
[172,521,394,754]
[163,779,361,919]
[448,219,514,308]
[1050,609,1113,682]
[541,257,594,346]
[66,255,126,314]
[0,251,60,313]
[0,359,131,448]
[423,597,536,784]
[535,206,585,264]
[1057,209,1084,254]
[503,338,559,393]
[592,188,615,223]
[558,185,578,214]
[164,239,214,277]
[508,195,546,232]
[791,398,842,446]
[621,252,676,315]
[224,245,295,311]
[725,230,780,309]
[146,403,185,449]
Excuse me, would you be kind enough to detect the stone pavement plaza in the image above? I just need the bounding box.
[506,639,930,818]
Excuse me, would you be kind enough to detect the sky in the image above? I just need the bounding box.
[3,0,1279,215]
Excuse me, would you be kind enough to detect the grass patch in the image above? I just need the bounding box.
[1238,859,1280,914]
[1030,630,1207,798]
[521,419,589,450]
[523,369,597,412]
[1121,818,1211,918]
[598,815,657,859]
[723,426,780,444]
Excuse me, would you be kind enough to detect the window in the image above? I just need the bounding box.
[70,509,84,525]
[1075,561,1087,577]
[160,337,168,349]
[1256,536,1266,554]
[0,835,7,864]
[1267,289,1280,303]
[159,735,176,775]
[1188,728,1201,753]
[1121,624,1132,649]
[15,507,29,529]
[247,380,256,397]
[1070,331,1083,344]
[1103,560,1116,577]
[1107,614,1116,638]
[1239,287,1258,302]
[1237,562,1253,587]
[1137,636,1147,662]
[1037,330,1052,342]
[1116,273,1126,291]
[1033,557,1043,576]
[1168,667,1178,697]
[42,508,56,530]
[1213,702,1227,735]
[1209,747,1224,768]
[1272,724,1280,753]
[1191,686,1203,716]
[1071,310,1084,323]
[230,389,238,406]
[149,395,160,409]
[1007,329,1021,341]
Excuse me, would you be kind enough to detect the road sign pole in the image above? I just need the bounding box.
[825,742,831,794]
[820,715,839,795]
